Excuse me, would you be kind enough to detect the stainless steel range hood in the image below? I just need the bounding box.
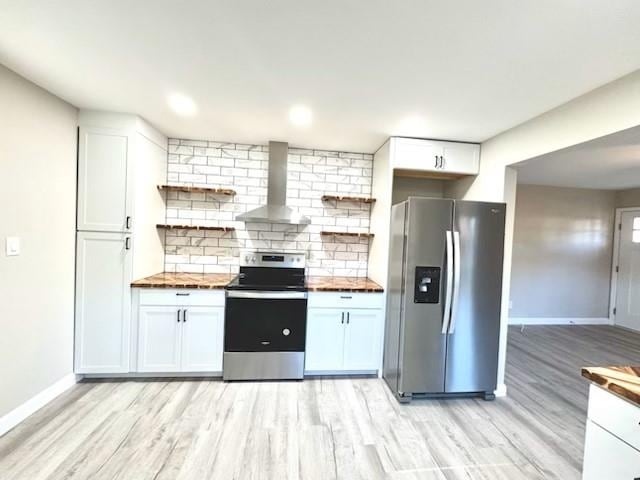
[236,141,311,224]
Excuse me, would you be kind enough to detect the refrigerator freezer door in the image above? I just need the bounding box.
[445,201,505,394]
[383,202,407,394]
[397,197,453,395]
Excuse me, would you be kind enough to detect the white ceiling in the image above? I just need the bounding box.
[514,126,640,190]
[1,1,640,152]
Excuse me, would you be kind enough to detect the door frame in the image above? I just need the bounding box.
[609,207,640,324]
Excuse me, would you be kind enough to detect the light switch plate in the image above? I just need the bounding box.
[6,236,20,256]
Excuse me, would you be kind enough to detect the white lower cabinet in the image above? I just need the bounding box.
[305,309,346,371]
[305,293,384,374]
[137,306,183,372]
[75,231,132,374]
[582,384,640,479]
[343,309,383,371]
[181,307,224,372]
[583,420,640,480]
[136,290,224,373]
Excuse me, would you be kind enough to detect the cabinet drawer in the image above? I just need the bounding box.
[588,384,640,451]
[307,292,384,309]
[138,289,225,307]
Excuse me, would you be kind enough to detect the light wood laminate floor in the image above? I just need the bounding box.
[2,325,640,479]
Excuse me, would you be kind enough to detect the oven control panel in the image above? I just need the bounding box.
[240,251,306,269]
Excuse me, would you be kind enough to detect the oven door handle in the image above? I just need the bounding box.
[226,291,308,300]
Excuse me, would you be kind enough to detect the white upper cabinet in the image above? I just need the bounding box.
[391,137,479,175]
[75,231,132,374]
[77,126,132,232]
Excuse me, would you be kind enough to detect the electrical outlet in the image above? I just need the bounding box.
[5,236,20,256]
[508,299,513,310]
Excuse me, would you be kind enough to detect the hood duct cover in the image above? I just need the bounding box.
[236,141,311,224]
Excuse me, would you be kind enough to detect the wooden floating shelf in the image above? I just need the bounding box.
[158,185,236,196]
[320,231,374,239]
[321,195,376,204]
[156,224,235,232]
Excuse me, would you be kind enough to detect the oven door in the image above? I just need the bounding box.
[224,291,307,352]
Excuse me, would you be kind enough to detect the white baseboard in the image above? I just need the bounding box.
[0,373,78,437]
[494,383,507,397]
[508,317,612,326]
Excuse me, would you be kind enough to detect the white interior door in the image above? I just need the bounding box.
[181,307,224,372]
[615,210,640,331]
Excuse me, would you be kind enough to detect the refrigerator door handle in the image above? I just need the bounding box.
[441,230,454,334]
[449,231,462,334]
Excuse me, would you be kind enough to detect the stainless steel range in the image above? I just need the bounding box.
[223,252,307,381]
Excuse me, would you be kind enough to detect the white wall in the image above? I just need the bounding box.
[616,187,640,208]
[449,69,640,391]
[0,64,78,419]
[510,185,615,319]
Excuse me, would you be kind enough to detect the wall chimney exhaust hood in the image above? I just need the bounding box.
[236,141,311,225]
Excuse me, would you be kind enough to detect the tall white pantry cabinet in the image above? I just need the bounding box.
[74,111,167,374]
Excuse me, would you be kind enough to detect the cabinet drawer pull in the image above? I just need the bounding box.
[126,216,132,229]
[341,312,344,324]
[177,309,181,323]
[125,237,131,250]
[183,309,187,322]
[176,292,191,296]
[340,296,352,299]
[347,312,350,324]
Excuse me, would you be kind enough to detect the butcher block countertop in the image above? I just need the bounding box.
[305,276,383,292]
[132,273,384,292]
[582,366,640,406]
[131,272,235,289]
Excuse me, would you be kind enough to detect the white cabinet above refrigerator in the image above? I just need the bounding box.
[391,137,480,176]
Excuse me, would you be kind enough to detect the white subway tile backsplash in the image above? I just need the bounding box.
[163,139,374,277]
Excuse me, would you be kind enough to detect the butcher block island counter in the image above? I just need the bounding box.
[132,272,383,292]
[581,366,640,479]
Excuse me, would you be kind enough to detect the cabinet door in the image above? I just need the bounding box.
[75,231,132,373]
[137,306,182,372]
[305,309,346,372]
[392,138,443,171]
[181,307,224,372]
[440,142,480,175]
[583,420,640,480]
[77,126,132,232]
[343,309,384,371]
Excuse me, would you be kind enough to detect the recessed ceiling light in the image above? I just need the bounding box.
[289,105,312,127]
[168,93,197,116]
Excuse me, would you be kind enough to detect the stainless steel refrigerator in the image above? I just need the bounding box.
[383,197,505,402]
